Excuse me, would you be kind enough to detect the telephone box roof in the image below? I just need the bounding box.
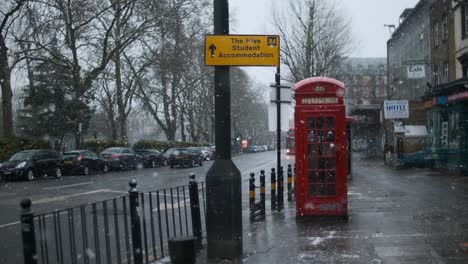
[293,77,345,92]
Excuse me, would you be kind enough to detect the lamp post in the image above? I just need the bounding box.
[205,0,243,262]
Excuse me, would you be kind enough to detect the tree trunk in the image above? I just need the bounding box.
[0,34,14,139]
[114,4,127,142]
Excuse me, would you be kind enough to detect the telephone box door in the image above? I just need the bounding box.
[296,111,347,216]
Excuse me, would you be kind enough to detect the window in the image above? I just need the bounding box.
[447,111,460,149]
[434,65,440,85]
[463,5,468,39]
[442,15,448,41]
[434,23,439,47]
[444,63,449,82]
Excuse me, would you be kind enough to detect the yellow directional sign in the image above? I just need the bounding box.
[205,35,280,66]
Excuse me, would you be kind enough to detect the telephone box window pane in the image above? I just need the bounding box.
[327,131,335,142]
[327,158,335,169]
[317,144,323,155]
[318,171,326,183]
[307,118,315,129]
[327,184,336,196]
[309,185,317,196]
[327,170,336,183]
[321,143,329,155]
[309,171,317,183]
[317,117,324,129]
[326,117,335,128]
[308,144,318,156]
[319,158,326,169]
[327,143,336,156]
[318,184,327,196]
[309,158,317,170]
[318,131,324,142]
[307,131,316,142]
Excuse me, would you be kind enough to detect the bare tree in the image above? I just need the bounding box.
[23,0,151,145]
[0,0,29,139]
[136,0,210,141]
[273,0,353,83]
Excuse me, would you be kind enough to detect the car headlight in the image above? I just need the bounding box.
[16,161,27,169]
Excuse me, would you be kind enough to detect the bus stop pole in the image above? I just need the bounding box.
[275,67,282,209]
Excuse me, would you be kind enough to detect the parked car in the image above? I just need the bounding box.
[0,149,62,181]
[135,149,166,168]
[99,147,143,170]
[167,148,203,168]
[189,146,213,160]
[187,147,205,165]
[246,145,264,153]
[62,150,109,175]
[162,148,177,160]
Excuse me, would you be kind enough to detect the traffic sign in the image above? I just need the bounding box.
[205,35,280,66]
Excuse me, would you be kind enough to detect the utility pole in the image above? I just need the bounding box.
[205,0,243,262]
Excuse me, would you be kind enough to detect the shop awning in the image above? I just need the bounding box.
[404,125,427,138]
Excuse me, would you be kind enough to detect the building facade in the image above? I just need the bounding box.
[386,0,435,151]
[423,0,468,174]
[335,58,387,157]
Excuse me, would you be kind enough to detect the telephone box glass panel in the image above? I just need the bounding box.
[307,116,337,197]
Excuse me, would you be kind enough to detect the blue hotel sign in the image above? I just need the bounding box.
[437,96,448,105]
[384,100,409,119]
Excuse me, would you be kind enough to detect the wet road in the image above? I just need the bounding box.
[0,151,284,264]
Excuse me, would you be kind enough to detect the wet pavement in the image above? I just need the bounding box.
[194,154,468,264]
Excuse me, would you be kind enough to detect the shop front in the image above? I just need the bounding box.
[424,82,468,175]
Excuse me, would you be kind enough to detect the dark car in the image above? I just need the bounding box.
[187,147,205,165]
[135,149,167,168]
[167,148,202,168]
[62,150,109,175]
[0,149,62,181]
[191,146,213,160]
[99,147,143,171]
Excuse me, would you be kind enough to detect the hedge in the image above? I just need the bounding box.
[82,139,128,154]
[133,140,211,151]
[0,138,49,162]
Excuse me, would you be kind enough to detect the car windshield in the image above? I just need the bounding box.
[102,148,122,154]
[63,152,80,157]
[10,151,35,161]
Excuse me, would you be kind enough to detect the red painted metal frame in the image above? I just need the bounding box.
[294,77,348,217]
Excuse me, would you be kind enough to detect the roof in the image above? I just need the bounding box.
[293,77,345,91]
[349,104,381,115]
[389,0,434,41]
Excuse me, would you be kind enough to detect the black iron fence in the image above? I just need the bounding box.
[20,174,206,264]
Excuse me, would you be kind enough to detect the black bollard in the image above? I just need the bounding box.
[270,168,277,210]
[189,174,202,247]
[129,179,143,264]
[287,164,293,201]
[259,170,266,215]
[249,173,256,222]
[20,198,37,264]
[277,166,284,211]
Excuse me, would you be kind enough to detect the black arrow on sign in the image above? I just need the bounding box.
[209,44,216,58]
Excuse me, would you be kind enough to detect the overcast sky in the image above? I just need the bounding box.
[229,0,419,85]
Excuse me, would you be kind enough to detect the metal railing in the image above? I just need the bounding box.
[20,174,206,264]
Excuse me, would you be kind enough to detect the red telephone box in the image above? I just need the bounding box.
[294,77,348,217]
